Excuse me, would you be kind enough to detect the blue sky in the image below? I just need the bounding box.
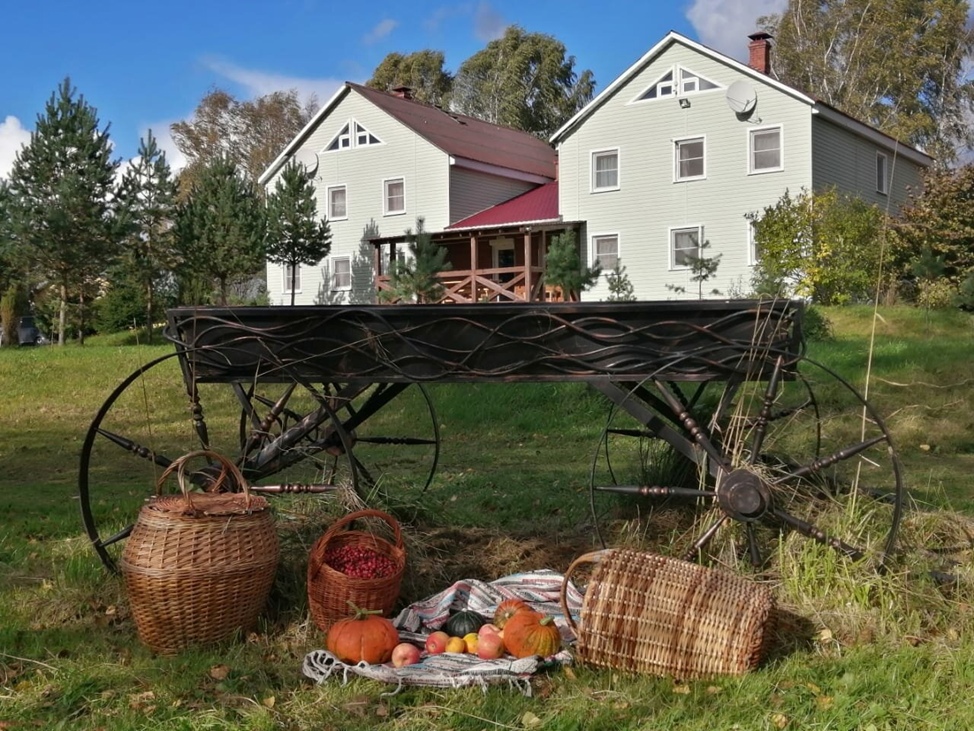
[0,0,785,178]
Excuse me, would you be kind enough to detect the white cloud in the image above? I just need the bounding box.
[686,0,787,59]
[363,18,398,45]
[473,1,505,42]
[202,57,345,108]
[0,116,31,180]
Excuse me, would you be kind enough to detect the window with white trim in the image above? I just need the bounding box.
[326,120,382,151]
[355,122,381,146]
[283,264,301,293]
[671,226,702,268]
[592,149,619,191]
[593,234,619,270]
[384,178,405,215]
[332,256,351,290]
[636,66,721,101]
[327,185,347,219]
[675,137,705,181]
[748,220,760,266]
[679,68,719,94]
[876,152,888,194]
[750,126,782,173]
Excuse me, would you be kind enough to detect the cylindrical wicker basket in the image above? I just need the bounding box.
[561,548,775,679]
[120,450,279,655]
[307,509,405,633]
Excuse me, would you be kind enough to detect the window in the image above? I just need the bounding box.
[592,149,619,191]
[327,185,347,219]
[679,69,719,94]
[635,66,720,102]
[355,122,381,146]
[876,152,888,194]
[326,123,352,151]
[748,220,760,266]
[750,126,782,173]
[332,257,351,290]
[384,178,405,215]
[326,120,381,151]
[671,226,702,268]
[675,137,705,181]
[283,264,301,293]
[593,234,619,270]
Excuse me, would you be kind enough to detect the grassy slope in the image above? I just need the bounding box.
[1,306,973,729]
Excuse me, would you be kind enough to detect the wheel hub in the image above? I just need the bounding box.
[717,468,773,522]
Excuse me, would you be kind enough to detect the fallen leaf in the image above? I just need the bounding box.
[816,695,834,710]
[805,683,821,694]
[262,696,276,709]
[920,444,931,452]
[562,665,576,680]
[375,704,389,717]
[672,683,691,695]
[771,712,789,729]
[521,711,542,728]
[706,685,722,694]
[209,664,231,681]
[817,628,833,642]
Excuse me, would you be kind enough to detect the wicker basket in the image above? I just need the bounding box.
[120,450,279,655]
[560,549,775,679]
[307,509,405,633]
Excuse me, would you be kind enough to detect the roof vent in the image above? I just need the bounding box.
[391,86,414,100]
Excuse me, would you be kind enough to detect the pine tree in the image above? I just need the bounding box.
[116,130,178,341]
[667,240,722,299]
[5,78,120,344]
[380,218,450,303]
[265,161,332,305]
[606,261,636,301]
[544,230,601,301]
[174,155,266,305]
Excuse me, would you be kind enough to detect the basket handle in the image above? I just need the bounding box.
[156,450,252,511]
[560,549,612,635]
[308,509,403,577]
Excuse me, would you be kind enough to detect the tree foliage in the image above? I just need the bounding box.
[544,229,600,301]
[666,240,723,299]
[760,0,974,164]
[748,188,887,304]
[171,88,316,195]
[367,50,453,107]
[265,161,332,305]
[174,155,266,305]
[380,218,450,303]
[116,130,178,341]
[451,26,595,138]
[606,261,636,301]
[5,78,120,344]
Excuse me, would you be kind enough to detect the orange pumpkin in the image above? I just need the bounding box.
[493,598,530,629]
[502,610,562,658]
[326,602,399,664]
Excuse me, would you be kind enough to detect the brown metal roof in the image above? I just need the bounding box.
[350,83,557,180]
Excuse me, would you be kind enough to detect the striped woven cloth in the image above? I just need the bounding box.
[302,569,583,694]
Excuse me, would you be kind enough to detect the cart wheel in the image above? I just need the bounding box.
[78,354,439,572]
[589,351,904,570]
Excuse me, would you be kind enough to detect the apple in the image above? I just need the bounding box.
[477,631,506,660]
[478,623,501,639]
[391,642,422,667]
[424,630,450,655]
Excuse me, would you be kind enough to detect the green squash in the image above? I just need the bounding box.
[443,610,487,637]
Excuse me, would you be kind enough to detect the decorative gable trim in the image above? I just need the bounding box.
[324,119,383,152]
[629,65,722,104]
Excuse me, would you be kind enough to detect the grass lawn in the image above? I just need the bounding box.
[1,305,973,729]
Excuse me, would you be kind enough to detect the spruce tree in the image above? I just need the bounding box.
[6,78,120,344]
[174,155,266,305]
[265,161,332,305]
[116,130,178,341]
[544,229,600,301]
[380,218,450,303]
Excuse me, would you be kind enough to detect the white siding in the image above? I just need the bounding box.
[449,167,536,223]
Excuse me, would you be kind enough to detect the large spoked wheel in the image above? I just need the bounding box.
[589,350,904,571]
[79,354,440,572]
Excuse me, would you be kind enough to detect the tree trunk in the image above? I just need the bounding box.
[58,283,67,346]
[146,282,154,343]
[78,288,86,346]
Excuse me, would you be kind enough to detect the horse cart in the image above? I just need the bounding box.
[79,300,904,573]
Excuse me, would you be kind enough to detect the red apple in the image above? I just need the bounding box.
[424,630,450,655]
[478,623,501,639]
[391,642,422,667]
[477,631,506,660]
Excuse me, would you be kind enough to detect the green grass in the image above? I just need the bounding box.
[2,306,974,728]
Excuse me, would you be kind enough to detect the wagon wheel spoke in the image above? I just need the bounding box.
[682,513,729,562]
[772,508,865,561]
[747,356,785,462]
[745,522,763,568]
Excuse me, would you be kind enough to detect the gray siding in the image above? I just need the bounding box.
[449,167,536,223]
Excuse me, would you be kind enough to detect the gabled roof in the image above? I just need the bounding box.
[447,182,560,230]
[259,82,557,185]
[549,31,932,167]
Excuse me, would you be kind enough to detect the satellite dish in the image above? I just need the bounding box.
[293,148,319,176]
[726,81,758,116]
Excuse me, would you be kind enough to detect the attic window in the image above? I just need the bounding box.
[679,69,719,94]
[635,66,722,102]
[326,120,382,151]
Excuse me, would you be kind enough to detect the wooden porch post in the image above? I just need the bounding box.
[469,235,477,302]
[523,230,532,302]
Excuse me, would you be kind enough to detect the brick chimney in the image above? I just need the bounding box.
[391,85,414,100]
[747,32,773,75]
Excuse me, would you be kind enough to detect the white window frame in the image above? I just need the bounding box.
[591,148,620,192]
[327,185,347,220]
[749,125,783,174]
[674,136,706,182]
[383,177,405,216]
[283,263,302,293]
[747,220,759,267]
[669,225,703,270]
[331,256,351,291]
[592,233,619,270]
[876,151,888,195]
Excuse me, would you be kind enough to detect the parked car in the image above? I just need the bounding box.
[0,316,48,346]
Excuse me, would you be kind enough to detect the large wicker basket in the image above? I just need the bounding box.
[307,509,405,633]
[561,549,775,679]
[120,450,279,655]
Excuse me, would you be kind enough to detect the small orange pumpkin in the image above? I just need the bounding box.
[493,598,530,629]
[502,610,562,658]
[326,602,399,664]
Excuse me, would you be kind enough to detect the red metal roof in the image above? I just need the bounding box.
[447,182,560,230]
[350,83,557,180]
